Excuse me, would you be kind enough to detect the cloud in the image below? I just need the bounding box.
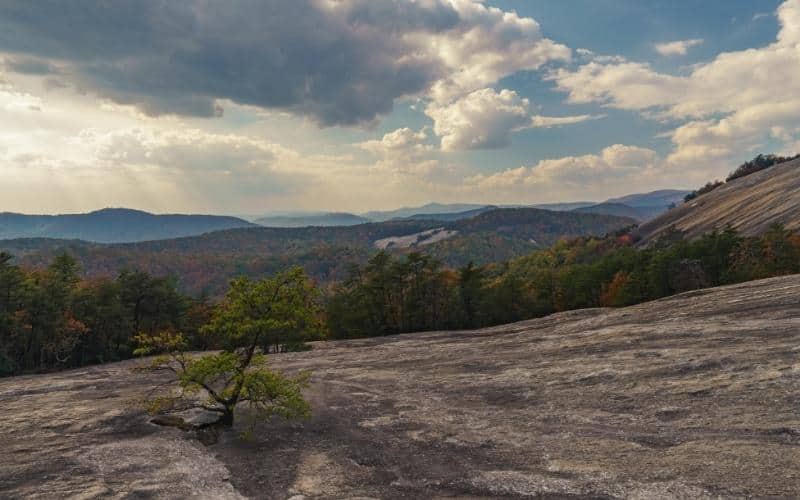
[425,88,600,151]
[359,127,432,156]
[358,127,440,174]
[2,56,60,75]
[0,77,322,211]
[575,48,627,64]
[0,0,568,126]
[550,0,800,165]
[458,143,692,203]
[654,38,704,56]
[426,88,531,150]
[467,144,658,189]
[549,62,688,111]
[419,2,571,103]
[85,128,280,175]
[457,142,745,204]
[667,99,800,163]
[530,114,603,127]
[0,75,466,213]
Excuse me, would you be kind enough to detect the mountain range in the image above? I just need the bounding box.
[254,212,370,228]
[0,190,686,242]
[0,208,255,243]
[361,203,491,222]
[252,190,689,229]
[0,208,635,295]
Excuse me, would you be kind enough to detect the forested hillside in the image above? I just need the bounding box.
[0,209,633,296]
[4,223,798,376]
[327,225,800,337]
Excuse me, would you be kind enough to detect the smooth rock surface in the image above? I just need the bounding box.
[636,157,800,245]
[2,274,800,498]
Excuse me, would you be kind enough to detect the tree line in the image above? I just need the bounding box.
[326,225,800,338]
[2,225,799,375]
[0,252,207,375]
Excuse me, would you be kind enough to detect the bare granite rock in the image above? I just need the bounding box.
[636,157,800,245]
[2,274,800,498]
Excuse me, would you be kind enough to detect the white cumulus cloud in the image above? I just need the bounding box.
[550,0,800,168]
[654,38,704,56]
[426,88,600,151]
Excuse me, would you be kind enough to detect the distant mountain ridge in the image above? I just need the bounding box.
[0,207,635,295]
[0,208,255,243]
[530,202,595,211]
[395,206,498,222]
[605,189,689,209]
[251,191,689,229]
[538,190,690,222]
[571,202,648,221]
[362,203,491,222]
[256,212,370,228]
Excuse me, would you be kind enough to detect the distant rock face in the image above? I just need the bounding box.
[373,227,458,249]
[2,274,800,498]
[636,158,800,245]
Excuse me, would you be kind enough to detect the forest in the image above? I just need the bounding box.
[0,208,633,297]
[3,223,799,376]
[0,252,208,375]
[326,225,800,338]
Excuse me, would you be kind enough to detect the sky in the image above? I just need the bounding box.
[0,0,797,215]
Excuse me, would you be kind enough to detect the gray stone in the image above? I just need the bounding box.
[1,274,799,498]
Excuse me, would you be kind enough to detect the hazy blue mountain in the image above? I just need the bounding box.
[395,206,499,222]
[530,202,596,211]
[605,189,689,209]
[363,203,491,222]
[571,202,647,221]
[0,208,256,243]
[1,207,635,295]
[256,212,370,227]
[530,190,691,221]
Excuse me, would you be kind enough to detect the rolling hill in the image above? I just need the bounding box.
[636,157,800,245]
[0,208,634,295]
[571,202,647,221]
[0,208,256,243]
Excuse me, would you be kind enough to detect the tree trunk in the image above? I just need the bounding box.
[219,407,234,427]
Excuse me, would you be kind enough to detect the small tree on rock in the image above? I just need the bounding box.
[135,267,319,428]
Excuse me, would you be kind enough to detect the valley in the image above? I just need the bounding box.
[0,208,634,295]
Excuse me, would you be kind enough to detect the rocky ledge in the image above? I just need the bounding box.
[2,274,800,498]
